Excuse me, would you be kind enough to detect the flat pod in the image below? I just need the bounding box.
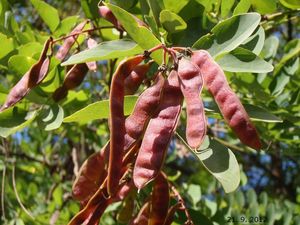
[191,50,261,150]
[124,62,152,95]
[133,70,183,189]
[178,57,207,148]
[52,63,89,102]
[108,55,144,195]
[72,145,108,203]
[56,21,87,61]
[99,6,123,30]
[149,173,169,225]
[63,63,89,90]
[0,38,52,111]
[125,73,165,139]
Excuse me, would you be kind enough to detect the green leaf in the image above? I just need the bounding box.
[251,0,277,14]
[17,42,43,57]
[244,104,283,123]
[39,104,64,131]
[63,95,138,124]
[61,39,143,66]
[216,47,273,73]
[233,0,251,15]
[80,0,100,19]
[106,2,163,64]
[241,26,265,55]
[8,55,36,76]
[0,33,14,60]
[30,0,60,32]
[269,57,299,96]
[280,0,300,9]
[187,184,201,206]
[161,0,189,13]
[194,137,240,193]
[193,13,261,58]
[221,0,235,18]
[159,10,187,33]
[274,39,300,75]
[0,107,37,138]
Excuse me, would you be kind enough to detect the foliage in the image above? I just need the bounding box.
[0,0,299,224]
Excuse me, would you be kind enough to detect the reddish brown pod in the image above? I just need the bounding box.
[52,63,89,102]
[178,57,207,149]
[191,50,261,150]
[125,73,165,140]
[55,21,87,61]
[0,38,52,112]
[124,62,152,95]
[149,173,170,225]
[72,145,108,203]
[133,69,183,189]
[108,55,144,196]
[98,5,123,30]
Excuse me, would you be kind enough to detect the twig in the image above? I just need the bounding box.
[169,182,194,225]
[1,166,6,221]
[0,152,49,166]
[52,26,115,44]
[12,165,34,219]
[1,139,9,221]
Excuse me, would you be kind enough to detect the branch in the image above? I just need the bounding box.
[12,164,34,219]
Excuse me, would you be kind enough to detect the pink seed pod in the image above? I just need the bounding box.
[178,57,207,149]
[133,69,183,190]
[125,73,165,140]
[191,50,261,150]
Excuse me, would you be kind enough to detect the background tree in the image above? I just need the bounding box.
[0,0,299,224]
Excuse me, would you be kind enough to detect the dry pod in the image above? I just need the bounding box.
[0,38,52,111]
[52,63,89,102]
[55,21,87,61]
[108,55,144,195]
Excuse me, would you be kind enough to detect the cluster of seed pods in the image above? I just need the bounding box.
[0,6,262,225]
[69,42,261,224]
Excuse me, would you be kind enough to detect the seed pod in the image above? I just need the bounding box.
[124,62,152,95]
[149,173,169,225]
[108,55,144,196]
[0,38,52,112]
[133,70,183,189]
[130,202,150,225]
[191,50,261,150]
[72,144,108,203]
[177,57,206,148]
[98,5,147,30]
[98,5,123,30]
[68,179,132,225]
[55,21,87,61]
[125,73,165,139]
[52,63,89,102]
[86,38,98,72]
